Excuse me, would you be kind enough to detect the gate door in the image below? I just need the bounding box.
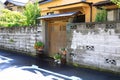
[48,21,67,57]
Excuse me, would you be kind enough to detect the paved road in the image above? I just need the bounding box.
[0,50,120,80]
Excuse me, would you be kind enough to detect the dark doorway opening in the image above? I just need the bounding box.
[73,15,85,23]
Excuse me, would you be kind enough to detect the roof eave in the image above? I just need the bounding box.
[48,1,93,9]
[39,0,52,5]
[37,11,80,19]
[93,1,115,7]
[6,0,28,6]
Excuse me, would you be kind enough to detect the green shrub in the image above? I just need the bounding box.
[0,1,40,27]
[0,9,27,27]
[111,0,120,7]
[54,53,62,60]
[95,9,107,22]
[23,2,40,26]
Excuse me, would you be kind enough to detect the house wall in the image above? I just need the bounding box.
[0,26,43,56]
[39,0,104,22]
[66,22,120,72]
[6,3,24,12]
[0,2,4,12]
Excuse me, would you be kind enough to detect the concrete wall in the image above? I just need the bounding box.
[66,22,120,72]
[0,26,43,56]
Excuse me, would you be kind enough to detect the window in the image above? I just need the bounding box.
[107,9,120,21]
[47,12,54,15]
[107,10,115,21]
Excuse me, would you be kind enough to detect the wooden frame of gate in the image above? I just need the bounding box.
[47,17,68,57]
[39,12,81,57]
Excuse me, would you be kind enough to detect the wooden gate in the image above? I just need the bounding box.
[48,21,67,57]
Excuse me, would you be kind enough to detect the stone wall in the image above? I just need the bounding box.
[0,26,43,56]
[66,22,120,72]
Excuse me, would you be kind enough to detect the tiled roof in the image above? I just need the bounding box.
[5,0,42,6]
[30,0,44,3]
[93,1,115,6]
[39,0,52,4]
[37,11,80,19]
[7,0,29,6]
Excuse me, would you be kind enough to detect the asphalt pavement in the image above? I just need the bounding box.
[0,50,120,80]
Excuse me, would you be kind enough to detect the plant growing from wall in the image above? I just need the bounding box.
[9,38,14,43]
[23,2,40,26]
[95,9,107,22]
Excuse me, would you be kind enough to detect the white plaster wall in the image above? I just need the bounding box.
[67,23,120,72]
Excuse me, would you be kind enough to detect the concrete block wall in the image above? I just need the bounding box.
[66,22,120,72]
[0,26,43,56]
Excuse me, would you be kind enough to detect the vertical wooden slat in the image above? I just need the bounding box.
[48,22,67,57]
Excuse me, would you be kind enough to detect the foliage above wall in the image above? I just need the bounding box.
[95,9,107,22]
[0,9,27,27]
[111,0,120,7]
[0,2,40,27]
[23,2,40,26]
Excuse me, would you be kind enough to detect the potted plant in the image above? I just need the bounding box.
[60,48,67,64]
[60,48,67,55]
[54,53,62,64]
[34,41,44,51]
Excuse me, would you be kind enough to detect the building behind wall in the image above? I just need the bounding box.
[93,0,120,21]
[38,0,107,57]
[3,0,41,12]
[39,0,104,22]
